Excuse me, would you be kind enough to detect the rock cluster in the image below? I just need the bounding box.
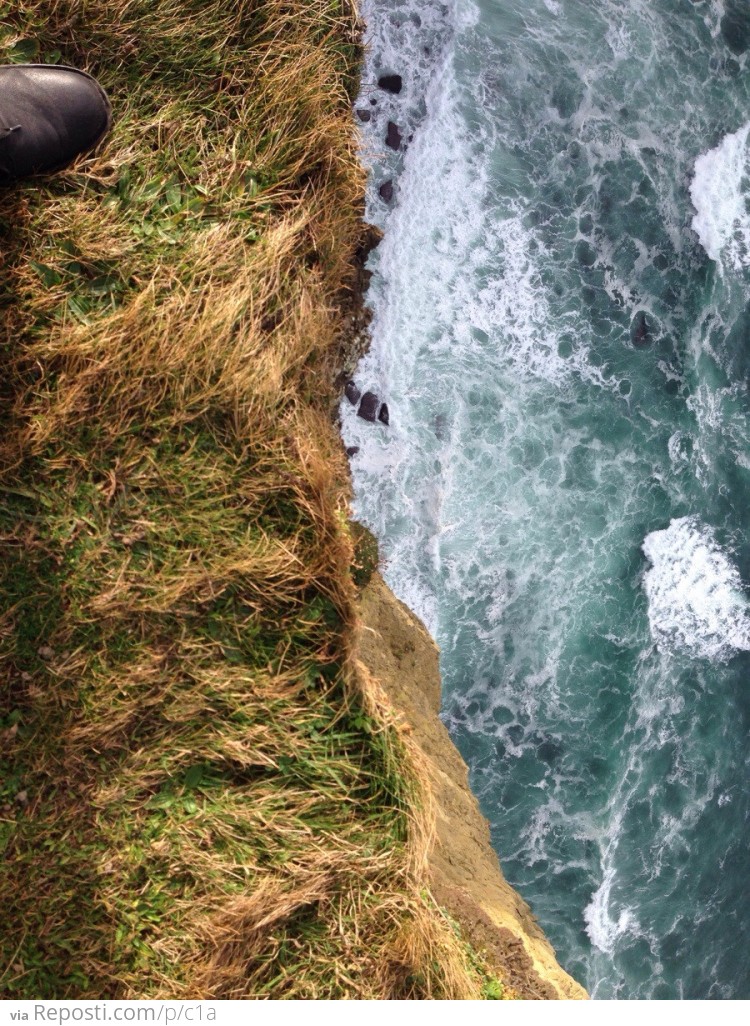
[357,67,408,201]
[344,380,390,431]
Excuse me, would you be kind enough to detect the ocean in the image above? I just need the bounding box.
[341,0,750,999]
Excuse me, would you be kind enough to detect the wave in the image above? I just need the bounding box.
[642,516,750,661]
[690,121,750,271]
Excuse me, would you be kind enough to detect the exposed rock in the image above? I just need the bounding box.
[345,380,361,405]
[378,73,403,94]
[630,310,650,348]
[386,121,402,151]
[378,402,390,426]
[356,108,371,123]
[357,391,379,422]
[356,574,588,1001]
[357,223,383,263]
[346,446,360,457]
[379,180,394,203]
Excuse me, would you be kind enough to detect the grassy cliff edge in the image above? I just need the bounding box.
[0,0,583,999]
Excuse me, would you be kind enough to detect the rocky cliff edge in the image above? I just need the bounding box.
[355,572,588,1000]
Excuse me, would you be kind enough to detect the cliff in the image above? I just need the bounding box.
[355,572,588,1000]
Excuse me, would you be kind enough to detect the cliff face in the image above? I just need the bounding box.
[356,572,588,1000]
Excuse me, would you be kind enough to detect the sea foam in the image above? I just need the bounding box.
[642,516,750,661]
[690,121,750,271]
[584,866,638,956]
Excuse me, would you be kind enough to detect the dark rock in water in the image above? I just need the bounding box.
[535,735,562,764]
[378,73,403,94]
[355,109,371,123]
[721,1,750,54]
[346,446,360,457]
[575,240,597,267]
[378,402,390,426]
[379,179,394,203]
[551,80,580,119]
[630,310,651,348]
[357,392,379,422]
[385,121,402,151]
[345,380,361,405]
[506,724,525,746]
[433,413,448,440]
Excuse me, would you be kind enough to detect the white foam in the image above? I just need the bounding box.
[584,866,638,955]
[642,516,750,661]
[690,121,750,270]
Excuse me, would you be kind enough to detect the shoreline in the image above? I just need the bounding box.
[341,1,587,1000]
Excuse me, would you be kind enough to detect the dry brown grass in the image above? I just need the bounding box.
[0,0,507,1000]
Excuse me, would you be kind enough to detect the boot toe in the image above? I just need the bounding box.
[34,66,111,158]
[0,65,111,181]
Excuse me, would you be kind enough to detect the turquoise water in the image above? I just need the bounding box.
[343,0,750,999]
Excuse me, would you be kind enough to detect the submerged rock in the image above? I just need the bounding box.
[346,446,360,457]
[379,179,394,203]
[357,392,379,422]
[385,121,402,151]
[355,108,371,123]
[535,735,563,764]
[345,380,361,405]
[630,310,651,347]
[721,1,750,55]
[575,240,597,267]
[378,402,390,426]
[378,73,403,94]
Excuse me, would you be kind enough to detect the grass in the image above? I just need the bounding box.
[0,0,510,999]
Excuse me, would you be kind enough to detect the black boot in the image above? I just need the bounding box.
[0,64,111,184]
